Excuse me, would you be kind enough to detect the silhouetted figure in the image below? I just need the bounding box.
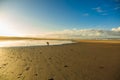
[46,42,49,46]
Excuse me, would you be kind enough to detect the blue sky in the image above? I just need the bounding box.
[0,0,120,36]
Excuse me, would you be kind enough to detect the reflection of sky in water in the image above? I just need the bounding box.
[0,40,74,47]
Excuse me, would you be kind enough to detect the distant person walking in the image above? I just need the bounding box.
[46,42,49,46]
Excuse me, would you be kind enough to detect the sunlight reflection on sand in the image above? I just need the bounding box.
[0,40,74,47]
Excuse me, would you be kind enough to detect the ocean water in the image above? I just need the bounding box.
[0,40,74,47]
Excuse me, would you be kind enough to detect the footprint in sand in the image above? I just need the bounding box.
[0,63,8,68]
[99,65,104,69]
[3,63,8,66]
[48,78,54,80]
[48,57,52,60]
[34,73,38,76]
[64,65,68,68]
[40,52,42,54]
[17,73,22,78]
[25,67,30,71]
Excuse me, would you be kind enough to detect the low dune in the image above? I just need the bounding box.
[0,40,120,80]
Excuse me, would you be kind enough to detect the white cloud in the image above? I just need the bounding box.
[92,7,104,13]
[112,27,120,32]
[43,27,120,39]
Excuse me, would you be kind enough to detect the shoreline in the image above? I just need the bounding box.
[0,39,120,48]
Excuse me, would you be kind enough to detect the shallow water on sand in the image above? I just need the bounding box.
[0,40,74,47]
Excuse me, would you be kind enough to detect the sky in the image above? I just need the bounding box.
[0,0,120,38]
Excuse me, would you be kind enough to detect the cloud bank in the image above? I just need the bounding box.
[112,27,120,32]
[43,27,120,39]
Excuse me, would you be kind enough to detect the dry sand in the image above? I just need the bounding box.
[0,40,120,80]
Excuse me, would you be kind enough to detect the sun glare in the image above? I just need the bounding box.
[0,19,19,36]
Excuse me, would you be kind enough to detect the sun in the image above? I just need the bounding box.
[0,19,19,36]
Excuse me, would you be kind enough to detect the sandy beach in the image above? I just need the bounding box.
[0,40,120,80]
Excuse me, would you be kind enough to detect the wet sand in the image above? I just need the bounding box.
[0,40,120,80]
